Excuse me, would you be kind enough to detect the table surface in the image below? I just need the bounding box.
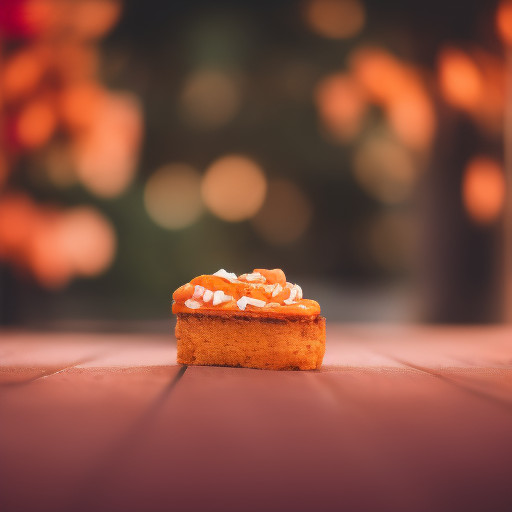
[1,325,512,512]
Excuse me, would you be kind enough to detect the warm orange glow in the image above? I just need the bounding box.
[462,157,505,225]
[59,82,105,130]
[496,1,512,45]
[71,0,122,40]
[349,47,413,105]
[251,178,313,245]
[201,155,267,222]
[16,99,57,149]
[3,49,45,101]
[304,0,365,39]
[353,137,417,204]
[438,47,483,111]
[471,50,505,135]
[314,73,367,142]
[52,43,100,83]
[180,70,241,129]
[58,206,117,277]
[27,212,75,289]
[144,164,203,230]
[0,194,37,258]
[21,0,56,35]
[386,90,436,150]
[73,92,143,197]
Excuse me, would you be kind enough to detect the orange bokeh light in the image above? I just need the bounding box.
[201,155,267,222]
[73,92,143,197]
[314,73,367,142]
[59,82,105,130]
[72,0,122,40]
[57,206,117,277]
[496,1,512,45]
[17,99,57,149]
[462,157,505,225]
[386,90,436,151]
[304,0,365,39]
[438,47,483,112]
[349,47,413,105]
[348,46,436,150]
[3,49,45,101]
[0,194,37,259]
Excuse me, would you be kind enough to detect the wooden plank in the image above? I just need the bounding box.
[84,364,512,512]
[0,335,180,512]
[339,325,512,406]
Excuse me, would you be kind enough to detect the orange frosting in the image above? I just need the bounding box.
[172,269,321,317]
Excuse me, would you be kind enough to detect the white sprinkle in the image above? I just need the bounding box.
[213,290,233,306]
[184,299,201,309]
[203,289,213,302]
[192,285,205,299]
[243,272,265,282]
[285,282,293,289]
[298,304,306,309]
[265,302,280,308]
[213,269,238,282]
[288,287,298,302]
[271,283,283,297]
[264,284,275,294]
[284,298,297,305]
[294,284,303,300]
[237,296,266,310]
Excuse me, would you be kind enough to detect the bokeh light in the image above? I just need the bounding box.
[251,178,313,245]
[59,82,105,130]
[314,73,367,142]
[353,136,417,204]
[180,69,241,129]
[144,164,204,230]
[57,206,117,277]
[438,47,483,112]
[201,155,267,222]
[386,90,436,151]
[496,1,512,45]
[70,0,122,40]
[73,92,143,198]
[3,48,45,101]
[304,0,365,39]
[462,157,505,225]
[16,99,57,149]
[348,46,435,150]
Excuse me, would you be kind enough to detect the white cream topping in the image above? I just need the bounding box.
[236,296,266,311]
[192,285,205,299]
[241,272,265,282]
[202,289,213,302]
[184,299,201,309]
[213,269,238,282]
[212,290,233,306]
[294,284,303,300]
[271,283,283,297]
[284,298,297,305]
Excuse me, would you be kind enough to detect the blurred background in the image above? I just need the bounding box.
[0,0,511,329]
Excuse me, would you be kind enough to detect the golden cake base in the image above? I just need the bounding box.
[175,312,325,370]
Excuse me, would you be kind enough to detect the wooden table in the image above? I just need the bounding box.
[1,325,512,512]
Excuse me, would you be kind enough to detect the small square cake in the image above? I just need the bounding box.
[172,269,325,370]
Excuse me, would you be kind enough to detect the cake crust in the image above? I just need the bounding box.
[176,312,326,370]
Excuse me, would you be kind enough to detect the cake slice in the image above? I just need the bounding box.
[172,269,325,370]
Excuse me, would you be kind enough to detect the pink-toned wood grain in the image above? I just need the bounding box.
[1,326,512,512]
[0,333,179,512]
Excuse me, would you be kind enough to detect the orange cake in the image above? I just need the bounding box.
[172,269,325,370]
